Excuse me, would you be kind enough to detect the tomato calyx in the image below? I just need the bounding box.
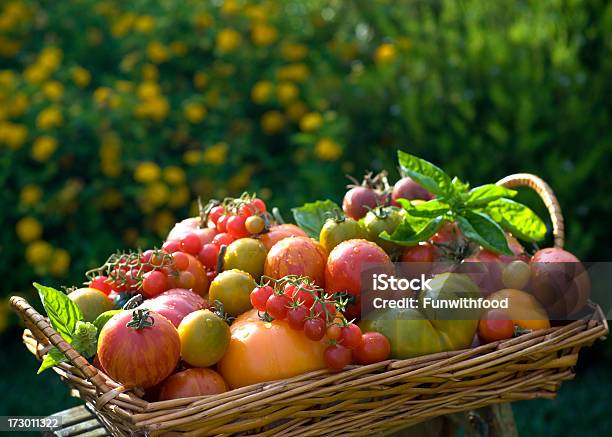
[126,309,155,330]
[123,294,143,310]
[257,311,274,322]
[514,325,532,336]
[209,299,235,325]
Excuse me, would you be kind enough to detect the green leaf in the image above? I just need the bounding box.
[397,198,450,218]
[483,198,547,242]
[93,310,121,338]
[456,211,513,255]
[380,216,445,246]
[452,176,470,193]
[464,184,517,207]
[398,150,454,197]
[291,200,340,238]
[34,283,83,342]
[37,347,67,374]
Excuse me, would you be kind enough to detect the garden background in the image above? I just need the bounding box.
[0,0,611,434]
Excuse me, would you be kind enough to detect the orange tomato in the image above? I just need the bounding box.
[258,224,307,251]
[486,288,550,331]
[158,368,228,401]
[264,236,327,286]
[217,309,327,388]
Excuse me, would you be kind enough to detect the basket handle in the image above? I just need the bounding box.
[9,295,112,395]
[496,173,564,248]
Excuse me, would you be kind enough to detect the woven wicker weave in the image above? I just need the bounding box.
[11,174,608,436]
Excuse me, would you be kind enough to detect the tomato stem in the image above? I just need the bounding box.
[126,309,155,330]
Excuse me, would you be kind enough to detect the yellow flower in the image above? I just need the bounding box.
[93,87,112,105]
[299,112,323,132]
[0,122,27,149]
[101,162,122,178]
[115,80,133,93]
[134,15,155,33]
[251,80,273,104]
[147,95,169,121]
[276,63,310,82]
[42,81,64,101]
[137,81,160,99]
[36,107,63,129]
[194,13,213,29]
[0,37,20,57]
[145,182,170,207]
[168,185,190,208]
[100,189,123,209]
[23,64,49,84]
[16,217,43,242]
[183,149,201,166]
[163,166,186,185]
[228,167,254,191]
[251,23,278,46]
[245,5,267,22]
[286,101,309,122]
[314,138,343,161]
[261,111,285,135]
[49,248,70,277]
[31,136,58,162]
[374,43,397,65]
[216,29,241,53]
[184,102,207,123]
[142,64,159,81]
[276,81,299,105]
[9,92,28,117]
[170,41,188,57]
[134,161,161,183]
[203,143,228,165]
[111,14,134,37]
[147,41,170,63]
[193,72,208,89]
[20,184,43,205]
[221,0,240,16]
[39,47,62,71]
[153,210,176,237]
[25,240,53,266]
[0,70,16,87]
[281,43,308,61]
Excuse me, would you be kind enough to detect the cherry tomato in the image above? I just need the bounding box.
[303,317,326,341]
[89,275,113,295]
[198,243,220,270]
[162,240,181,254]
[227,215,250,239]
[170,251,190,271]
[140,249,154,266]
[353,332,391,364]
[478,309,514,343]
[245,215,265,234]
[238,204,254,217]
[180,233,202,255]
[252,198,267,213]
[142,270,168,298]
[285,284,316,308]
[216,215,229,232]
[266,293,290,320]
[212,232,235,247]
[250,285,274,312]
[312,301,336,323]
[324,344,352,370]
[287,305,309,330]
[340,324,363,349]
[175,270,196,289]
[401,243,437,263]
[209,206,225,224]
[326,324,342,341]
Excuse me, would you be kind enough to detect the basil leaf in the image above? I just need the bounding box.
[465,184,517,207]
[456,211,513,255]
[93,310,122,338]
[452,176,470,193]
[291,200,340,238]
[34,283,83,342]
[380,216,445,246]
[37,347,67,374]
[398,150,454,197]
[397,198,450,218]
[483,198,547,242]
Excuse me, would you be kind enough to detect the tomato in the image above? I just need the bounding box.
[287,305,309,330]
[258,224,307,251]
[312,300,337,323]
[216,215,229,232]
[162,240,181,254]
[353,332,391,364]
[223,238,267,280]
[227,215,250,239]
[89,276,113,295]
[391,177,433,205]
[68,288,115,322]
[209,269,257,316]
[401,243,437,263]
[264,237,327,287]
[501,260,530,289]
[324,344,352,370]
[362,206,404,254]
[158,368,228,401]
[342,187,379,220]
[285,283,317,308]
[326,324,342,340]
[139,288,209,327]
[266,293,291,320]
[325,239,394,320]
[486,289,550,331]
[251,198,267,213]
[218,309,327,388]
[97,309,180,388]
[250,285,274,312]
[198,243,220,270]
[319,217,367,253]
[530,247,590,318]
[478,309,514,343]
[167,253,209,297]
[212,232,235,247]
[178,309,230,367]
[209,206,225,224]
[171,252,190,271]
[359,273,481,359]
[180,233,202,255]
[245,215,265,234]
[340,324,363,349]
[303,317,326,341]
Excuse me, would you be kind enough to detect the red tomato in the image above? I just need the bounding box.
[250,285,274,312]
[266,293,291,320]
[401,243,437,263]
[340,324,363,349]
[89,275,113,295]
[139,288,209,327]
[227,215,250,238]
[159,368,228,401]
[324,344,352,370]
[162,240,181,254]
[209,206,225,224]
[304,317,326,341]
[180,233,203,255]
[97,310,180,388]
[478,309,514,343]
[141,270,168,298]
[216,215,229,232]
[264,237,327,287]
[285,283,316,308]
[171,252,190,271]
[353,332,391,364]
[342,187,379,220]
[325,239,394,319]
[287,305,309,330]
[198,243,220,270]
[166,253,209,297]
[326,324,342,340]
[258,224,307,251]
[212,232,235,247]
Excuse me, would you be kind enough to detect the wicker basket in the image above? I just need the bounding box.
[11,174,609,437]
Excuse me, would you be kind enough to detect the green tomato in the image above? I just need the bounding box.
[362,206,403,254]
[209,269,257,317]
[319,217,367,253]
[223,238,267,280]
